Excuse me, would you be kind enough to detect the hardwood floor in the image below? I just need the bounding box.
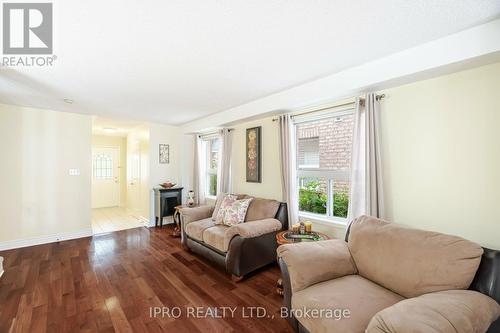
[0,225,293,333]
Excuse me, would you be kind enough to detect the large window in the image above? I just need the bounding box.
[205,138,219,197]
[296,111,354,220]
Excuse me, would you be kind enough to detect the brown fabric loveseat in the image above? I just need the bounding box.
[181,194,288,281]
[277,216,500,333]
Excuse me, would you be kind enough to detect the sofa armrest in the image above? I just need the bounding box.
[277,239,357,293]
[366,290,500,333]
[181,205,214,225]
[223,218,282,251]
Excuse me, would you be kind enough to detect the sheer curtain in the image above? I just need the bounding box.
[279,114,299,227]
[348,93,384,221]
[193,135,206,205]
[217,128,233,194]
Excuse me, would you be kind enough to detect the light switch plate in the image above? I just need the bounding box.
[69,168,80,176]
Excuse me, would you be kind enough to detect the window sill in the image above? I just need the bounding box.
[205,195,217,201]
[298,212,348,229]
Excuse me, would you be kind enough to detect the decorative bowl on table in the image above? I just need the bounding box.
[159,182,176,188]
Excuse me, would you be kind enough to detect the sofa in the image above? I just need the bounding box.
[181,194,288,281]
[277,215,500,333]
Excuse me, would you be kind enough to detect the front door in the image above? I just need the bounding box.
[91,147,120,208]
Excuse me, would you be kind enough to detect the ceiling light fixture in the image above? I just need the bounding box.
[63,98,74,104]
[102,127,117,133]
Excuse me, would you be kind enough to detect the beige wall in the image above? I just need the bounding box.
[91,135,127,206]
[379,62,500,248]
[0,104,92,246]
[230,116,283,201]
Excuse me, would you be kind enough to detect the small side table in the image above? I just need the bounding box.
[276,230,331,296]
[172,205,199,237]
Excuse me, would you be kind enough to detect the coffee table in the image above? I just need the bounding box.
[275,230,331,295]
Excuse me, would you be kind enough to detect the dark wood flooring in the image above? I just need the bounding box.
[0,225,293,333]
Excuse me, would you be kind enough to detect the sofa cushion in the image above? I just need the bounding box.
[244,197,281,222]
[220,198,253,226]
[212,193,247,221]
[277,240,357,293]
[292,275,403,333]
[202,218,282,252]
[366,290,500,333]
[214,194,238,223]
[202,225,229,252]
[348,215,483,298]
[185,218,216,242]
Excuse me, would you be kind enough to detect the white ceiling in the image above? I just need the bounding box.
[92,116,146,137]
[1,0,499,125]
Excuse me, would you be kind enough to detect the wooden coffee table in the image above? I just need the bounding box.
[276,230,331,296]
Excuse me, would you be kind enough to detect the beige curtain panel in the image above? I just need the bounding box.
[279,114,299,226]
[348,93,385,221]
[217,128,233,194]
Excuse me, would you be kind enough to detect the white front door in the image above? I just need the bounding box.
[92,147,120,208]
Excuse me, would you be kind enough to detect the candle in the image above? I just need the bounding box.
[305,221,312,233]
[292,223,300,233]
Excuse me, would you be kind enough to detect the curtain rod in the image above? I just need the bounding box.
[271,94,386,122]
[197,128,233,138]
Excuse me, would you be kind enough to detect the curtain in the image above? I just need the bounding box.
[193,134,206,205]
[217,128,233,194]
[348,93,384,221]
[279,114,299,227]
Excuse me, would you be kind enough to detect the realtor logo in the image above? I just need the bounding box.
[2,3,53,54]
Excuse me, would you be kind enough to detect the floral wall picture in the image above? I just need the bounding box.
[159,144,169,164]
[246,126,261,183]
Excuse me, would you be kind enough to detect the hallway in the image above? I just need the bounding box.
[91,206,146,234]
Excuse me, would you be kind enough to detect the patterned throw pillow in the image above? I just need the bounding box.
[215,194,238,224]
[222,198,253,226]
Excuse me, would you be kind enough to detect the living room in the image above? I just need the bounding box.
[1,1,500,333]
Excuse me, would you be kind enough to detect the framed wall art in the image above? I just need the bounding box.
[246,126,261,183]
[159,144,170,164]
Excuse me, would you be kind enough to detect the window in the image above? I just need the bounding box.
[298,137,319,168]
[296,110,354,220]
[93,152,113,179]
[205,138,219,197]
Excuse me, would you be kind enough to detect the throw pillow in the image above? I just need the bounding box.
[215,194,238,224]
[222,198,253,226]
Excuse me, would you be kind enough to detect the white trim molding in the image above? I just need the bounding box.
[0,256,4,278]
[0,228,93,251]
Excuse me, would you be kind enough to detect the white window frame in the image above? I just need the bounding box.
[203,136,220,200]
[295,108,354,224]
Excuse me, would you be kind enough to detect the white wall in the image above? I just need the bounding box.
[379,62,500,249]
[148,123,181,189]
[180,134,195,204]
[91,135,127,206]
[126,126,150,220]
[0,104,92,249]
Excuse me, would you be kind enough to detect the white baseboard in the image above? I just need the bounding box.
[0,228,93,251]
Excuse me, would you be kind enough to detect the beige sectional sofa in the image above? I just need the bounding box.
[278,216,500,333]
[181,194,288,280]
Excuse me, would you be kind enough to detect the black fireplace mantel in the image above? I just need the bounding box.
[154,187,183,227]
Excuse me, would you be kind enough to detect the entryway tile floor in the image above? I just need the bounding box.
[91,206,146,234]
